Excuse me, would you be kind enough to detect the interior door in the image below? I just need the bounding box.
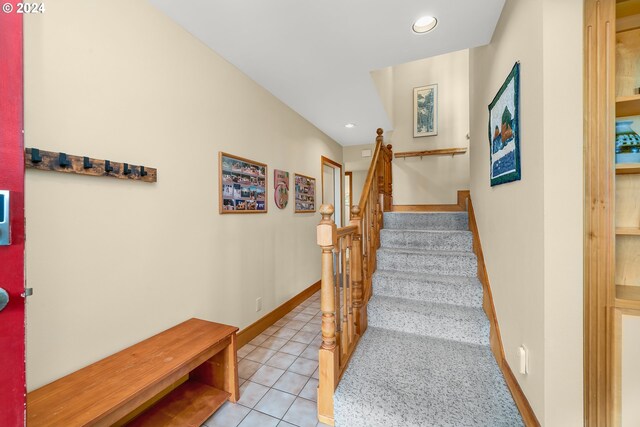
[321,157,343,227]
[0,8,26,427]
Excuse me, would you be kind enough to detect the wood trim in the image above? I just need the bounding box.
[391,190,469,212]
[345,171,353,220]
[218,151,268,214]
[394,147,467,159]
[584,0,617,425]
[237,280,321,348]
[467,197,541,427]
[320,156,344,225]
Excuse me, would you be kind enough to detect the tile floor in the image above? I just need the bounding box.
[203,291,330,427]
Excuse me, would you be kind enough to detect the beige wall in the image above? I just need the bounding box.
[388,50,470,205]
[469,0,583,425]
[24,0,342,390]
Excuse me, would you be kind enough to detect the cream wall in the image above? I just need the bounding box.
[469,0,583,425]
[24,0,342,390]
[388,50,470,205]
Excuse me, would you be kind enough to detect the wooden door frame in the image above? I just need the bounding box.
[584,0,616,425]
[345,171,353,220]
[320,156,344,226]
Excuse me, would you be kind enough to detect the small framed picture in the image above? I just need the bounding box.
[219,152,268,214]
[413,84,438,137]
[294,173,316,213]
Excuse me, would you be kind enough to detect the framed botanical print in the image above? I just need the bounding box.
[414,84,438,137]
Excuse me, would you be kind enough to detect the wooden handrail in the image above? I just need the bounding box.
[394,147,467,158]
[316,129,393,425]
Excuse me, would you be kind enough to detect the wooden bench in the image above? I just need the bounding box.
[27,318,239,427]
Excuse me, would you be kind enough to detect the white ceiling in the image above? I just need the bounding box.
[149,0,505,146]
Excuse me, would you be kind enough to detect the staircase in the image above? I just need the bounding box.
[333,212,524,427]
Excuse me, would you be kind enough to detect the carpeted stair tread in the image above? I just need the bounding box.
[367,295,490,345]
[380,229,474,252]
[334,327,524,427]
[383,212,469,231]
[373,270,483,307]
[377,247,478,277]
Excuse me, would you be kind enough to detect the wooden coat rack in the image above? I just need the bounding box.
[25,148,157,183]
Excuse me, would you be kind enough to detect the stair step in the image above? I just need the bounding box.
[380,228,473,252]
[377,247,477,277]
[334,327,524,427]
[373,270,483,307]
[367,295,490,345]
[383,212,469,231]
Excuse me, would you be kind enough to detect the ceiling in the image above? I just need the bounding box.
[149,0,506,146]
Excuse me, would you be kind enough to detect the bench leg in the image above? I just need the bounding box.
[192,334,240,403]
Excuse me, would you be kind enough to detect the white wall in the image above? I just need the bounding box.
[469,0,583,425]
[24,0,342,390]
[387,50,470,205]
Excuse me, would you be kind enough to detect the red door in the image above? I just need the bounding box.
[0,7,25,427]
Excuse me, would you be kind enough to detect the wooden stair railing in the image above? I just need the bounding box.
[316,129,393,425]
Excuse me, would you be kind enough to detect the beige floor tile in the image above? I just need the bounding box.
[260,336,288,351]
[249,365,286,387]
[204,401,250,427]
[292,313,314,322]
[238,359,262,380]
[273,318,288,327]
[253,388,296,419]
[312,367,319,380]
[263,325,281,336]
[300,345,319,361]
[291,331,316,345]
[237,410,279,427]
[272,327,298,340]
[249,334,270,346]
[284,320,306,331]
[245,347,277,364]
[237,381,270,408]
[300,323,319,334]
[282,397,318,427]
[299,378,318,402]
[288,357,318,376]
[265,352,297,370]
[237,344,257,359]
[279,341,307,356]
[272,371,309,395]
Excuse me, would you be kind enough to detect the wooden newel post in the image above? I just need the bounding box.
[316,204,338,425]
[349,205,367,335]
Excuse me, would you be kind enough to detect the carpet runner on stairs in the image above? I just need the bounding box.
[334,212,524,427]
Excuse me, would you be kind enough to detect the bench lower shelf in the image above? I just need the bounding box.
[127,380,230,427]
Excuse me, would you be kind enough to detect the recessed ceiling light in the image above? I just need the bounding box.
[345,123,356,128]
[413,16,437,34]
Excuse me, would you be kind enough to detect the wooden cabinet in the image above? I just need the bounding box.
[615,3,640,304]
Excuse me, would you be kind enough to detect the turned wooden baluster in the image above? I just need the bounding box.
[350,206,367,334]
[317,204,339,425]
[345,233,354,345]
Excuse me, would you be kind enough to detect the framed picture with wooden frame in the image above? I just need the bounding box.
[294,173,316,213]
[219,152,268,214]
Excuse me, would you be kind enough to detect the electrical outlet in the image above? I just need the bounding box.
[518,345,528,375]
[256,297,262,312]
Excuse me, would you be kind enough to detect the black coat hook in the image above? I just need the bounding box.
[105,160,113,172]
[31,148,42,163]
[123,163,131,175]
[83,157,93,169]
[140,166,148,177]
[59,153,70,168]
